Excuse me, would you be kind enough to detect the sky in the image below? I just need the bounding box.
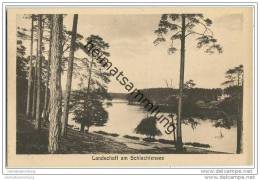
[17,10,249,93]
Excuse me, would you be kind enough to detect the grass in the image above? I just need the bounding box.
[16,114,219,154]
[16,118,49,154]
[17,116,137,154]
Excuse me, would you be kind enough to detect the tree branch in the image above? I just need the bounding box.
[185,30,205,37]
[198,21,214,36]
[171,31,182,39]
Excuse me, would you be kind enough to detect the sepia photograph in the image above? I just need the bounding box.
[5,5,254,168]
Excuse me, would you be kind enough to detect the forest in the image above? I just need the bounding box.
[16,14,244,154]
[17,14,113,153]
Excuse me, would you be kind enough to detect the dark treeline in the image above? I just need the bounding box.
[127,87,222,105]
[126,83,243,124]
[126,86,226,122]
[110,93,127,99]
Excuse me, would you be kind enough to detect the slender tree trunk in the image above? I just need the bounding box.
[81,56,94,132]
[79,56,94,133]
[237,75,243,154]
[61,14,78,136]
[31,68,37,118]
[176,14,186,152]
[42,18,53,122]
[80,120,86,133]
[26,16,34,118]
[31,34,38,118]
[86,57,94,94]
[170,114,176,142]
[236,95,242,153]
[48,15,63,154]
[174,130,176,143]
[86,126,89,133]
[35,15,43,130]
[237,72,240,86]
[80,93,88,133]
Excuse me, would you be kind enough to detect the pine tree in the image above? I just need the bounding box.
[76,35,111,132]
[42,15,53,122]
[221,65,243,153]
[26,15,35,118]
[154,14,222,151]
[61,14,79,136]
[35,15,43,130]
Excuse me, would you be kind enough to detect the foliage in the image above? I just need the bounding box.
[222,65,243,87]
[127,87,222,105]
[215,65,244,129]
[154,14,223,54]
[134,117,162,138]
[70,88,110,130]
[16,40,28,79]
[61,27,84,72]
[78,34,111,88]
[16,39,28,113]
[184,79,196,89]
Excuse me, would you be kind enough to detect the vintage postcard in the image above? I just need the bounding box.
[6,6,254,168]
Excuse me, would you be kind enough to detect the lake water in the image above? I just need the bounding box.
[69,98,237,153]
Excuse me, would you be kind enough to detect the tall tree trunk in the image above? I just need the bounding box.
[26,15,34,118]
[237,75,243,154]
[48,14,63,153]
[35,15,43,130]
[81,93,88,133]
[31,32,38,119]
[61,14,78,136]
[237,72,240,86]
[42,18,53,122]
[86,57,94,97]
[176,14,186,152]
[79,56,94,133]
[170,114,176,142]
[80,120,86,133]
[81,56,94,133]
[86,126,89,133]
